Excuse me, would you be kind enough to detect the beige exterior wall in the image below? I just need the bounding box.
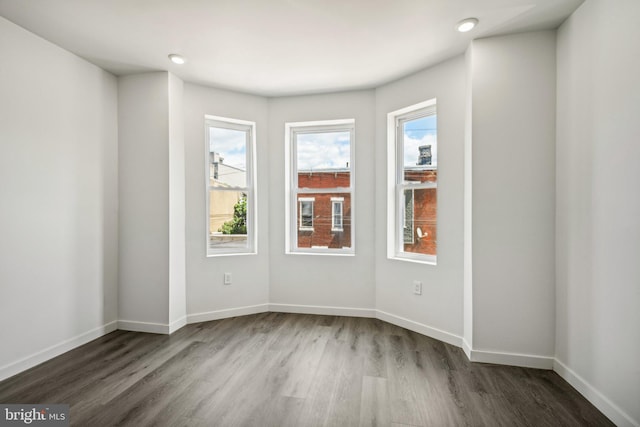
[209,187,242,234]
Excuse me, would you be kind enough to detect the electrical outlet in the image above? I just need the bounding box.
[413,280,422,295]
[224,272,232,285]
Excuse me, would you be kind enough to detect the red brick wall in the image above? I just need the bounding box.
[297,171,351,249]
[294,170,437,254]
[298,171,350,188]
[297,193,351,249]
[403,188,437,255]
[404,169,437,183]
[403,170,437,256]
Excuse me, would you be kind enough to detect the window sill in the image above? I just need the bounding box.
[286,250,355,257]
[388,254,437,266]
[207,250,257,258]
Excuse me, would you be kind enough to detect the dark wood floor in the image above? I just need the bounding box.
[0,313,614,426]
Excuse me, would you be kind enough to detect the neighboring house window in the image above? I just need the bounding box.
[387,99,437,264]
[331,197,344,231]
[285,119,355,254]
[205,115,257,256]
[299,198,315,230]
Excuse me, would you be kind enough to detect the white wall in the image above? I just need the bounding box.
[0,17,118,379]
[118,73,170,326]
[184,84,270,319]
[375,56,466,342]
[268,91,376,312]
[469,32,557,362]
[463,47,474,353]
[168,73,187,328]
[556,1,640,425]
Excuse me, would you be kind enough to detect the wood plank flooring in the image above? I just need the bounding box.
[0,313,614,426]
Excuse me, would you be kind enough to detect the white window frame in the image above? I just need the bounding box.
[331,197,344,231]
[387,99,437,265]
[205,115,257,257]
[299,197,315,231]
[285,119,355,256]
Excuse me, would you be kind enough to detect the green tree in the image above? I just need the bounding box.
[219,194,247,234]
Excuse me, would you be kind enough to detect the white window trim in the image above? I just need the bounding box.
[387,99,437,265]
[331,197,344,231]
[285,119,355,256]
[205,115,257,257]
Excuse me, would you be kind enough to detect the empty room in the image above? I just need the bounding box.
[0,0,638,425]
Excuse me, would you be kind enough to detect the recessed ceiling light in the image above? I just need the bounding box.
[168,54,186,65]
[456,18,478,33]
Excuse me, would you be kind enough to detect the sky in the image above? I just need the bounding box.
[403,115,437,167]
[209,127,247,170]
[209,120,434,171]
[297,131,351,170]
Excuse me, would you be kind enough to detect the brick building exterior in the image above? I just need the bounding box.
[297,171,351,249]
[294,168,437,254]
[403,168,437,256]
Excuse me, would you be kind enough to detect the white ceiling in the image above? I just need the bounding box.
[0,0,583,96]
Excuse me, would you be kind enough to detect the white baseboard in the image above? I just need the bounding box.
[269,303,376,318]
[118,320,170,334]
[466,348,554,370]
[187,303,270,324]
[0,320,118,382]
[462,338,472,360]
[554,358,639,427]
[375,310,463,348]
[119,316,188,335]
[169,316,187,334]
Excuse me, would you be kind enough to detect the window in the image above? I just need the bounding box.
[205,115,256,256]
[299,198,314,230]
[285,119,355,255]
[331,197,343,231]
[387,99,437,264]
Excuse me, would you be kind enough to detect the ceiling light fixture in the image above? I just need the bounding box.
[456,18,478,33]
[168,54,186,65]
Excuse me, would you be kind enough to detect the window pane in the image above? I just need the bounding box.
[209,190,248,249]
[300,200,314,228]
[401,187,436,255]
[209,127,247,188]
[297,193,351,249]
[402,115,437,184]
[334,203,342,221]
[332,201,343,230]
[297,131,350,189]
